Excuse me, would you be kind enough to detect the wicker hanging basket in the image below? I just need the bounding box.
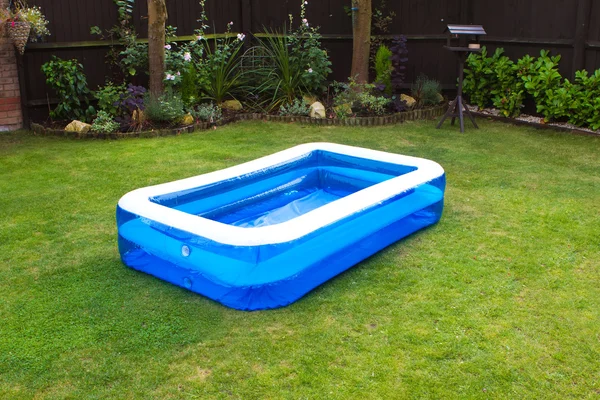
[7,21,31,55]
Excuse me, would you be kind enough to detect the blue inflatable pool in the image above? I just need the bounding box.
[117,143,445,310]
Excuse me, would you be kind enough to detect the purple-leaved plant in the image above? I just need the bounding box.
[390,35,408,91]
[117,84,146,115]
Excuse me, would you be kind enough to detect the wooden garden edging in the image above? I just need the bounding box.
[30,104,447,140]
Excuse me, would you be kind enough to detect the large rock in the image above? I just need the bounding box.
[401,94,417,109]
[65,120,92,134]
[221,99,243,111]
[309,101,326,119]
[181,113,194,125]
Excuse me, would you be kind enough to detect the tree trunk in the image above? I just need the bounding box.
[148,0,168,98]
[350,0,372,83]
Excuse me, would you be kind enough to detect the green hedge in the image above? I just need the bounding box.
[463,47,600,130]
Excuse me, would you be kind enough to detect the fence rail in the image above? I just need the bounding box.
[22,0,600,122]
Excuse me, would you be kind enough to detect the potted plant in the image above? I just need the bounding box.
[1,0,50,54]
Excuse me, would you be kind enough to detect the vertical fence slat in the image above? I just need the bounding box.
[573,0,592,78]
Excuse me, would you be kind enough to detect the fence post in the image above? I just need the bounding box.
[240,0,252,38]
[572,0,592,77]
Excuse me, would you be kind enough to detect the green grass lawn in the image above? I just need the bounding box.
[1,119,599,399]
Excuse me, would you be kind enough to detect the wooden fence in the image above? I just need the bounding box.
[21,0,600,121]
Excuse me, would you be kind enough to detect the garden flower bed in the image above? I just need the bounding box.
[31,104,447,139]
[32,0,448,141]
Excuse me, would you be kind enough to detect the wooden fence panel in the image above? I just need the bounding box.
[20,0,600,121]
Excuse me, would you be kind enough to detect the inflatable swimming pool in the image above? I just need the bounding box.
[117,143,445,310]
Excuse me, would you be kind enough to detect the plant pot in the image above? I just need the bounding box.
[7,21,30,55]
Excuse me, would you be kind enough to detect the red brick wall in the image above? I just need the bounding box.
[0,0,23,131]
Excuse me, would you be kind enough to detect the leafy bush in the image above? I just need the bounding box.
[91,111,120,133]
[411,74,442,107]
[490,54,524,118]
[90,0,147,78]
[518,50,564,121]
[279,98,310,116]
[143,91,185,123]
[464,47,600,129]
[179,64,199,106]
[41,56,95,122]
[568,69,600,130]
[464,47,524,117]
[464,47,503,109]
[374,45,393,95]
[333,78,391,116]
[189,102,222,122]
[287,0,332,95]
[95,82,127,116]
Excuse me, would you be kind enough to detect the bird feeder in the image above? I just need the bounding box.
[437,24,487,133]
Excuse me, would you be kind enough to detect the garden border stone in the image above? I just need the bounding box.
[30,104,448,140]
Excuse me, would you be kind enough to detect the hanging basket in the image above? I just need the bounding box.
[7,21,31,55]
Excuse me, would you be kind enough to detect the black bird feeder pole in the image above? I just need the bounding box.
[437,24,487,133]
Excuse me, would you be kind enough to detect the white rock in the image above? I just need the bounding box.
[65,120,92,134]
[309,102,326,119]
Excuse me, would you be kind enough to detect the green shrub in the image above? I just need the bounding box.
[95,82,127,117]
[41,56,95,122]
[374,45,393,95]
[411,74,442,107]
[464,47,498,109]
[143,91,186,123]
[565,70,600,129]
[180,64,199,106]
[518,50,564,121]
[279,98,310,116]
[464,47,600,129]
[189,102,222,122]
[287,0,332,95]
[490,55,524,118]
[91,111,121,134]
[333,78,391,116]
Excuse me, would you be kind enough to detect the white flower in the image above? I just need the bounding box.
[176,71,181,76]
[196,35,203,41]
[164,44,171,50]
[228,21,233,26]
[307,68,313,73]
[305,1,308,4]
[302,18,308,24]
[165,73,175,81]
[184,52,192,61]
[237,33,246,41]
